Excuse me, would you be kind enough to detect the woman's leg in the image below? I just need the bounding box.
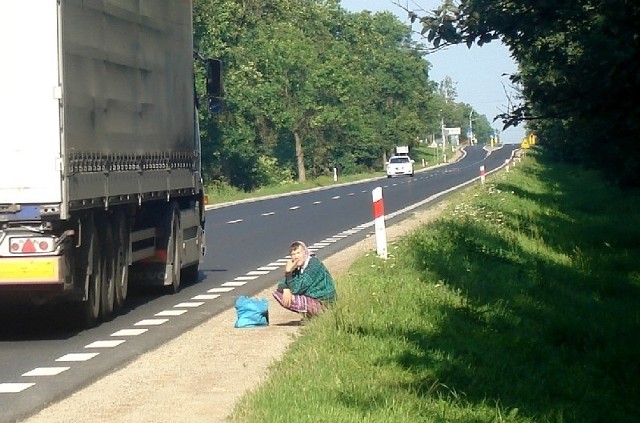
[272,290,325,316]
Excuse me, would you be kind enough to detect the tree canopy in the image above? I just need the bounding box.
[193,0,492,191]
[416,0,640,186]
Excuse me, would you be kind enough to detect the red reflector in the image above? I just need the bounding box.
[22,239,36,253]
[39,241,49,251]
[11,243,20,252]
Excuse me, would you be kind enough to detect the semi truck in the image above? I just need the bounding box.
[0,1,222,327]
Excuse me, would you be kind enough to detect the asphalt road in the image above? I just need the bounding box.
[0,144,516,422]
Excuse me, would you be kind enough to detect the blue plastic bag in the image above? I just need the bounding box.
[234,296,269,328]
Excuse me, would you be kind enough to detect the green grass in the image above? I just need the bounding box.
[205,146,441,205]
[230,149,640,422]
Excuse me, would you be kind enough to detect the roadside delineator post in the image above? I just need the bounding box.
[505,158,510,172]
[480,165,486,184]
[333,167,338,182]
[372,187,388,259]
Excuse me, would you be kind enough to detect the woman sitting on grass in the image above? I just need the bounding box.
[273,241,336,317]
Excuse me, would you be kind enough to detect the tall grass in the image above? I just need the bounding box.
[231,149,640,422]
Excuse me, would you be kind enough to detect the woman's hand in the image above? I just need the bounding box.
[282,288,292,307]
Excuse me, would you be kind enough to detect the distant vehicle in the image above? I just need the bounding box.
[386,156,415,178]
[395,145,410,156]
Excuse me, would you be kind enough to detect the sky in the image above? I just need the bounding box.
[340,0,525,144]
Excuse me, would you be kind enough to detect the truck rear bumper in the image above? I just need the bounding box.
[0,256,64,286]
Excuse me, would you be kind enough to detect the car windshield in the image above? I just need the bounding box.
[390,157,410,163]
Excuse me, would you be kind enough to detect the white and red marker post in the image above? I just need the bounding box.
[480,165,486,184]
[372,187,388,259]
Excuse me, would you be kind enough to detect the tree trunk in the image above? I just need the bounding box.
[293,130,306,183]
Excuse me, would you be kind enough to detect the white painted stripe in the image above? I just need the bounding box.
[349,193,355,196]
[257,266,278,271]
[227,219,243,224]
[222,281,246,287]
[56,353,99,362]
[0,383,35,393]
[85,340,126,348]
[314,242,330,247]
[111,328,148,337]
[289,206,300,210]
[247,270,269,275]
[156,309,188,317]
[208,287,235,293]
[261,212,275,216]
[332,196,340,199]
[134,318,170,326]
[172,302,204,308]
[268,261,286,266]
[313,201,322,204]
[192,294,220,300]
[236,275,258,281]
[325,238,340,242]
[22,367,70,377]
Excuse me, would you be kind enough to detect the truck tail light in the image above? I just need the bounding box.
[9,237,55,254]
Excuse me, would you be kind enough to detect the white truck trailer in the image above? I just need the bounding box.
[0,1,221,327]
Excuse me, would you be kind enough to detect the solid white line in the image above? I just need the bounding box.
[111,328,148,336]
[85,340,126,349]
[208,287,235,293]
[22,367,70,377]
[156,310,188,317]
[56,353,100,362]
[0,383,35,393]
[135,318,170,326]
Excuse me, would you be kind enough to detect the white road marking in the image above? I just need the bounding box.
[172,303,204,309]
[222,281,246,287]
[332,196,340,200]
[156,310,188,317]
[135,318,170,326]
[22,367,69,377]
[208,287,235,293]
[261,212,275,216]
[313,201,322,204]
[227,219,243,224]
[247,270,269,275]
[257,266,279,271]
[111,328,148,336]
[236,275,259,281]
[56,353,99,362]
[192,294,220,300]
[289,206,300,210]
[85,340,126,349]
[0,383,35,393]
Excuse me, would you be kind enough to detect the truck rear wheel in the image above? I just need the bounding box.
[75,216,102,328]
[99,217,116,320]
[113,209,130,310]
[165,204,182,294]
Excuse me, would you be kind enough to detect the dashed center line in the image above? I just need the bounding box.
[56,353,99,362]
[22,367,69,377]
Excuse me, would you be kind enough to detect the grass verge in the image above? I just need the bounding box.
[231,149,640,422]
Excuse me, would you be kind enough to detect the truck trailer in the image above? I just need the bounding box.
[0,1,221,327]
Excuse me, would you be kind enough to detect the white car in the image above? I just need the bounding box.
[386,155,414,178]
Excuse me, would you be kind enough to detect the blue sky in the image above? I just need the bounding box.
[340,0,525,144]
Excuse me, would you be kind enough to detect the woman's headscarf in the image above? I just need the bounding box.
[291,240,312,273]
